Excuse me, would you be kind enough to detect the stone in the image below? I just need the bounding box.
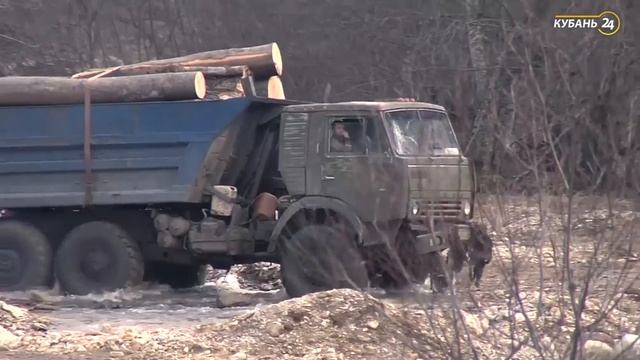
[612,334,640,360]
[0,301,28,319]
[31,322,48,332]
[583,340,614,360]
[217,286,255,307]
[366,320,379,330]
[266,322,285,337]
[230,350,248,360]
[100,324,114,333]
[216,274,286,308]
[0,326,19,349]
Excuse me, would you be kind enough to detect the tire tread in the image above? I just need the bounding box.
[55,221,143,295]
[0,220,52,290]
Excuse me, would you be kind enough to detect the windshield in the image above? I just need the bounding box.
[384,109,460,156]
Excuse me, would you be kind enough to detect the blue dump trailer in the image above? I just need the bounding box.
[0,96,491,296]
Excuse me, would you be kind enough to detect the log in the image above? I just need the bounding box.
[267,76,285,100]
[72,43,282,80]
[0,72,206,106]
[201,74,286,101]
[204,76,245,100]
[254,76,286,99]
[74,64,250,79]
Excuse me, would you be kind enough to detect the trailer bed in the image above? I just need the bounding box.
[0,98,286,208]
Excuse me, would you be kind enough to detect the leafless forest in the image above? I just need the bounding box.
[0,0,637,192]
[1,0,640,359]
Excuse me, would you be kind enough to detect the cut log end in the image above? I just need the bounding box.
[194,72,206,99]
[267,76,285,100]
[271,43,283,77]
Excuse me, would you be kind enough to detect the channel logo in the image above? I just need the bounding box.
[553,10,621,36]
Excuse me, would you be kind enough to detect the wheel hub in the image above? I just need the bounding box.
[82,250,111,279]
[0,249,21,284]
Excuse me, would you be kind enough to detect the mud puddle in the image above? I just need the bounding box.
[0,283,441,332]
[0,281,254,333]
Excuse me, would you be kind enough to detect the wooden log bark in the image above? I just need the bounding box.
[204,76,245,100]
[254,76,286,99]
[74,64,250,79]
[72,43,281,80]
[0,72,206,106]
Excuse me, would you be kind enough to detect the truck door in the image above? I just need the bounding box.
[310,114,406,223]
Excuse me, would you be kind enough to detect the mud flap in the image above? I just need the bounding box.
[445,224,467,274]
[467,223,493,286]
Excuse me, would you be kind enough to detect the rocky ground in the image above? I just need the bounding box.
[0,195,639,359]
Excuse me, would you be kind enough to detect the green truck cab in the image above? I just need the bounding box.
[272,101,490,295]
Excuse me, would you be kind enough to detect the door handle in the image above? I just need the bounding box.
[322,175,336,180]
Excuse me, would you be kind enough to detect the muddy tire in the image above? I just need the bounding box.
[378,223,451,292]
[377,224,428,289]
[279,225,368,298]
[55,221,144,295]
[145,263,208,288]
[0,221,52,290]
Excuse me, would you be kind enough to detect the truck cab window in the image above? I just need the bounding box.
[329,118,365,154]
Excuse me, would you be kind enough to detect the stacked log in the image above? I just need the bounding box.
[0,43,285,106]
[71,42,285,100]
[255,76,286,100]
[0,72,206,106]
[72,43,282,80]
[205,77,245,100]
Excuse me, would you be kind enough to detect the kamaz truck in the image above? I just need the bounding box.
[0,97,491,296]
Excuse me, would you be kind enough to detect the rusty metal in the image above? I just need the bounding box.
[83,81,93,206]
[254,192,278,221]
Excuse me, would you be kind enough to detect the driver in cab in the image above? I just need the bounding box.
[330,121,353,152]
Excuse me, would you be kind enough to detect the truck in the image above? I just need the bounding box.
[0,96,491,296]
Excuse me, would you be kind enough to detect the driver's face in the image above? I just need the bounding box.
[334,123,347,137]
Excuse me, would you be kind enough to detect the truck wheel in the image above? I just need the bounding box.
[145,263,208,288]
[377,224,427,289]
[55,221,144,295]
[279,225,368,297]
[381,223,454,292]
[0,221,52,290]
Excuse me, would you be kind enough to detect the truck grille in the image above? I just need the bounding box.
[417,200,462,218]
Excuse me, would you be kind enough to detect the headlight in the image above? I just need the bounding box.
[410,201,420,216]
[463,200,471,216]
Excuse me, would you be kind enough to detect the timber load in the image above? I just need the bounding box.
[0,42,285,106]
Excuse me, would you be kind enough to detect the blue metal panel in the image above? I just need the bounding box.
[0,98,256,208]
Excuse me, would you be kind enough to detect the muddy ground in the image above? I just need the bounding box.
[1,195,639,359]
